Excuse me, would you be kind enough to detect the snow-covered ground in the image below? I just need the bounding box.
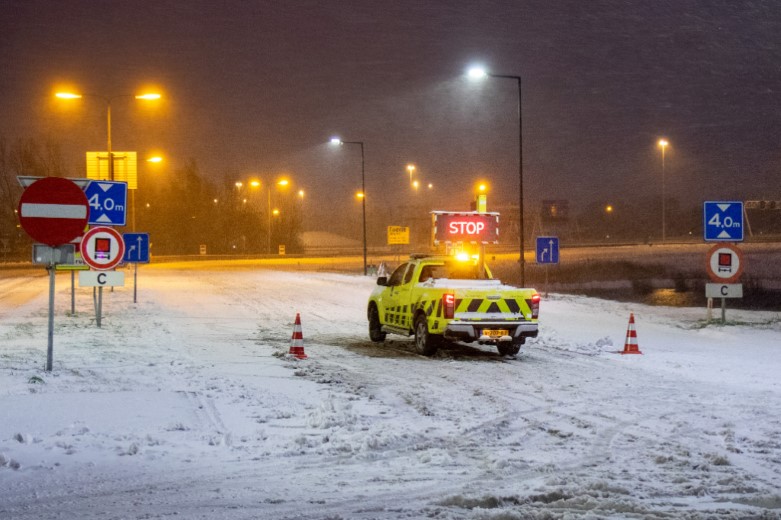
[1,265,780,519]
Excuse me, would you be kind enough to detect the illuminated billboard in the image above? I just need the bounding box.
[432,211,499,245]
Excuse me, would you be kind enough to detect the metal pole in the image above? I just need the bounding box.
[107,102,114,182]
[360,142,367,276]
[267,186,272,255]
[70,270,75,315]
[133,262,138,304]
[489,73,524,286]
[516,76,524,287]
[341,140,368,275]
[661,145,666,242]
[97,286,103,328]
[46,265,55,371]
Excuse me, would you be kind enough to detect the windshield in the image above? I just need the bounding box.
[419,261,487,281]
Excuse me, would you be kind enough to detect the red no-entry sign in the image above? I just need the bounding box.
[17,177,89,246]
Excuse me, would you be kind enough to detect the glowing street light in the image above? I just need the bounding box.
[330,137,368,275]
[406,164,416,185]
[467,64,526,286]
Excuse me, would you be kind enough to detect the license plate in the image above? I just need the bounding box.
[482,329,509,338]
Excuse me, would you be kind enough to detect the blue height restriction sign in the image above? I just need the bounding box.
[85,180,128,226]
[703,201,744,242]
[536,236,559,264]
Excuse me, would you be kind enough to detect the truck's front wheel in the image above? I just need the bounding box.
[368,306,386,342]
[414,314,440,356]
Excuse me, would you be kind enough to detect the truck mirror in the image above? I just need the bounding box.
[376,276,388,286]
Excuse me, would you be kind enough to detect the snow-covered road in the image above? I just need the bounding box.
[1,266,780,519]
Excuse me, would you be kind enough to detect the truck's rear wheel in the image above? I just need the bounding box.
[368,306,386,342]
[497,342,521,356]
[414,314,439,356]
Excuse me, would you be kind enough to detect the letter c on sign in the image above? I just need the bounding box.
[721,285,728,296]
[97,273,107,285]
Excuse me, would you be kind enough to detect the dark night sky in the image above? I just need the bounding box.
[2,0,781,237]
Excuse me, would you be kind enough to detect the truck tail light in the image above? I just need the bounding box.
[443,293,455,319]
[531,293,540,319]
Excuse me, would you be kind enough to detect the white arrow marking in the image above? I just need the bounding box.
[136,236,144,259]
[717,203,731,212]
[21,203,87,219]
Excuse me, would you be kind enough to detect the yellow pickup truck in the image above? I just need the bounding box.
[367,254,540,356]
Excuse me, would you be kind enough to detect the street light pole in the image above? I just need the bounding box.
[56,91,160,183]
[467,67,525,286]
[267,185,272,254]
[658,139,669,242]
[331,138,367,275]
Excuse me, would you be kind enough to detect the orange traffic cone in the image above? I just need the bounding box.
[289,313,308,359]
[621,313,642,355]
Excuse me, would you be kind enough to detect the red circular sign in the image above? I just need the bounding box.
[80,226,125,270]
[17,177,89,246]
[706,243,745,283]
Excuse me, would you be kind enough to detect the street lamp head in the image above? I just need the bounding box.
[277,179,289,187]
[135,93,161,100]
[55,92,82,99]
[235,181,243,189]
[298,190,305,198]
[146,156,163,163]
[356,192,365,199]
[330,137,343,146]
[467,66,488,80]
[249,180,260,188]
[658,138,669,148]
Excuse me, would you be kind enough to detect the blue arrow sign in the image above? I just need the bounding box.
[85,181,128,226]
[122,233,150,263]
[703,201,744,242]
[536,236,559,264]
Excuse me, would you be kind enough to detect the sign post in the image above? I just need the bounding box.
[80,226,126,327]
[123,232,150,304]
[705,243,745,324]
[431,212,500,278]
[17,177,89,371]
[536,236,560,296]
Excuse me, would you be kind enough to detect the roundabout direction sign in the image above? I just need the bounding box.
[80,226,125,271]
